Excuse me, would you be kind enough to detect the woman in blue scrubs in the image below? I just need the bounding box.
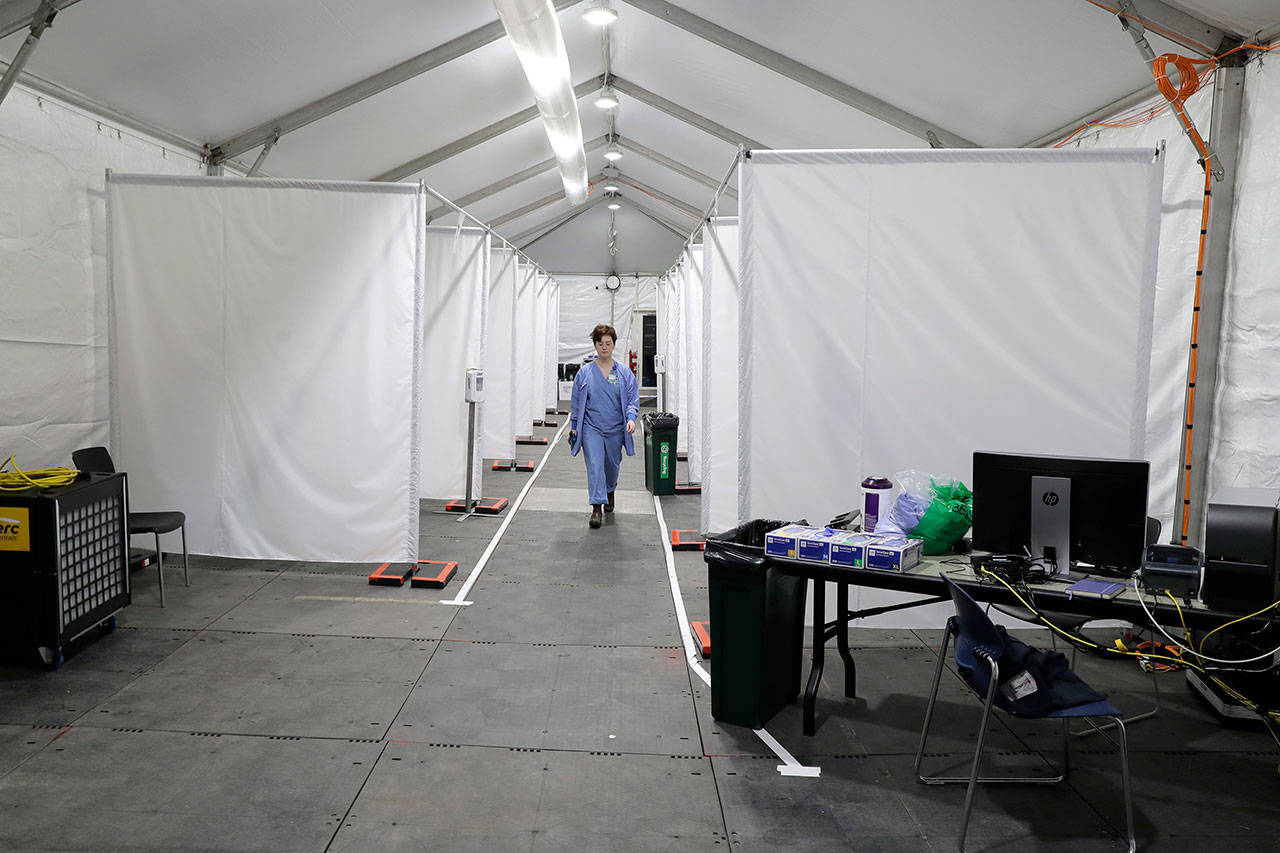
[568,323,640,529]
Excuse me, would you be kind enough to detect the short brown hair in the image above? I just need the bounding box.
[590,323,617,344]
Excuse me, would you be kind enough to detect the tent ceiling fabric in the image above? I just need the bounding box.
[3,0,1276,273]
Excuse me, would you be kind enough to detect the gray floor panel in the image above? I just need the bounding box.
[520,485,655,514]
[419,505,510,540]
[0,664,154,727]
[391,641,700,754]
[118,567,283,630]
[500,506,662,546]
[690,646,1038,762]
[207,573,457,639]
[444,575,680,646]
[883,753,1131,851]
[0,723,60,777]
[0,727,378,852]
[711,753,931,851]
[83,632,432,738]
[417,532,493,564]
[331,742,727,851]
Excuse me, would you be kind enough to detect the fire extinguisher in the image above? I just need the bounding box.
[629,350,637,373]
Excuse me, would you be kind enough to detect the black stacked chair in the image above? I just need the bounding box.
[72,446,188,607]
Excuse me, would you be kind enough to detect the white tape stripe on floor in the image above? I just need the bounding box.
[440,422,570,606]
[652,494,821,778]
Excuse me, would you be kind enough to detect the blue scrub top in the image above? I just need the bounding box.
[583,362,625,435]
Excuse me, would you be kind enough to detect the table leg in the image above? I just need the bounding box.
[804,580,825,736]
[836,581,856,698]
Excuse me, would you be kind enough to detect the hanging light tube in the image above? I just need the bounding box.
[493,0,589,204]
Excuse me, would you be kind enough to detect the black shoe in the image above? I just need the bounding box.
[589,506,603,529]
[604,491,615,513]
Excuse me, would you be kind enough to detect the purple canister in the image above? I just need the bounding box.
[861,476,893,533]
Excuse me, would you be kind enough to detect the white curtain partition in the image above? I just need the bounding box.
[655,276,671,413]
[556,275,646,364]
[532,273,550,422]
[738,148,1163,525]
[544,282,561,407]
[514,263,539,435]
[108,175,424,562]
[701,218,740,535]
[682,243,705,482]
[483,248,519,460]
[0,86,205,468]
[1215,53,1280,499]
[420,226,488,501]
[667,264,688,450]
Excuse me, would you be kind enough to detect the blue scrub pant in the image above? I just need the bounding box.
[581,426,624,505]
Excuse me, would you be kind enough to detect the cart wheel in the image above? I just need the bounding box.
[37,647,63,670]
[98,615,118,635]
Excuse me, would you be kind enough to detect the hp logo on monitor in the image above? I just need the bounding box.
[1041,491,1060,506]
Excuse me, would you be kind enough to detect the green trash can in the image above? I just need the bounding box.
[642,412,678,496]
[704,519,808,728]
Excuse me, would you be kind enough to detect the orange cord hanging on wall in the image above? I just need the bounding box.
[1151,53,1216,545]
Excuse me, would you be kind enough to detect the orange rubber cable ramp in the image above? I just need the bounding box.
[670,530,705,551]
[368,562,415,587]
[411,560,458,588]
[690,621,710,657]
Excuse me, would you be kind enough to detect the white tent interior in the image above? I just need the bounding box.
[3,0,1280,563]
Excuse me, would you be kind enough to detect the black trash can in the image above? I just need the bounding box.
[642,412,679,496]
[704,519,808,728]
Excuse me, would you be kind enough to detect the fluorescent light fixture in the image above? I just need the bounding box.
[583,0,618,25]
[602,182,619,193]
[494,0,589,205]
[607,201,622,210]
[603,142,623,162]
[594,86,619,110]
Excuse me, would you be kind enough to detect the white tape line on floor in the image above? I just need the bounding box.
[653,494,821,778]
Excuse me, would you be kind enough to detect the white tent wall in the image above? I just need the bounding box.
[682,243,705,483]
[1069,85,1214,538]
[513,263,538,435]
[420,227,488,501]
[1213,54,1280,497]
[556,275,642,364]
[0,84,205,468]
[668,263,688,453]
[108,175,423,562]
[532,273,550,423]
[738,149,1162,628]
[544,282,561,407]
[701,218,740,535]
[655,275,670,412]
[482,248,519,460]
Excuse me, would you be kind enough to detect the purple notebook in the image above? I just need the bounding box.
[1065,578,1125,599]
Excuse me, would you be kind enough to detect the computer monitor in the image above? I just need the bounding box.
[972,451,1150,576]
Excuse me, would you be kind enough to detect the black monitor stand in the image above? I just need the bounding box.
[1030,475,1071,576]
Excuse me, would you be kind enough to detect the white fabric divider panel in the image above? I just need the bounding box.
[683,243,705,482]
[545,282,561,406]
[0,86,205,468]
[555,275,641,364]
[514,263,538,433]
[672,261,689,453]
[532,273,550,423]
[483,248,519,459]
[739,148,1162,528]
[420,227,487,500]
[655,276,671,412]
[1070,87,1212,537]
[108,174,423,562]
[702,219,740,535]
[1214,56,1280,498]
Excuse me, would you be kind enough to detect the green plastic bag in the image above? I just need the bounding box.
[912,477,973,555]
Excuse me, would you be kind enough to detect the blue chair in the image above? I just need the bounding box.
[914,576,1135,853]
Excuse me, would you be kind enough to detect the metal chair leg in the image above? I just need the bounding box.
[1111,717,1136,853]
[914,624,953,782]
[154,530,165,608]
[180,524,189,586]
[1074,646,1163,737]
[957,656,1001,853]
